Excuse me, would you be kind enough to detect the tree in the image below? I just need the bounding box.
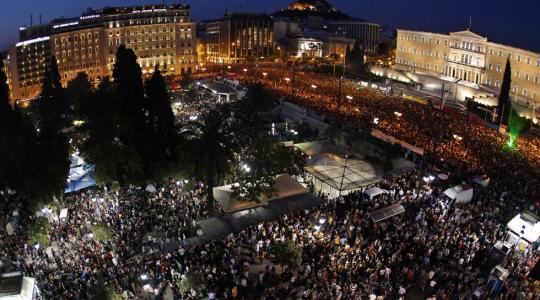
[145,67,181,178]
[232,136,291,201]
[270,239,303,271]
[67,72,93,120]
[177,271,206,294]
[186,104,238,211]
[498,58,512,125]
[0,58,42,208]
[27,57,71,204]
[79,77,145,185]
[180,71,194,90]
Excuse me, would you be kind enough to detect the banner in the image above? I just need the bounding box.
[400,141,424,156]
[371,129,396,144]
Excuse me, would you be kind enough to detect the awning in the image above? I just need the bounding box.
[294,141,349,157]
[363,187,389,200]
[370,203,405,222]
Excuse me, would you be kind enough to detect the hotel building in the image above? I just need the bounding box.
[396,29,540,106]
[3,4,197,103]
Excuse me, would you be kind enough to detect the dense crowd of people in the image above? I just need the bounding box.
[0,64,539,299]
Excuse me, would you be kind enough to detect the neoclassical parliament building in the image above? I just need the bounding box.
[395,28,540,108]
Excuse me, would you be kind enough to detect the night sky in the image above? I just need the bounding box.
[1,0,539,52]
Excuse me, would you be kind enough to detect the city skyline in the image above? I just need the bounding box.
[1,0,540,52]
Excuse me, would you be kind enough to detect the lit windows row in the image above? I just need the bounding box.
[488,48,540,66]
[399,34,448,46]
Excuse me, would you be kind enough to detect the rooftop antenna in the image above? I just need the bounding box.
[468,16,472,30]
[39,14,42,25]
[30,14,33,27]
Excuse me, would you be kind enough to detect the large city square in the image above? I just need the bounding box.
[0,1,539,299]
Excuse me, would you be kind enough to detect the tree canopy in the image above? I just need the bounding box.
[498,58,512,125]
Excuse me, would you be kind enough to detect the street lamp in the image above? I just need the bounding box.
[453,134,463,141]
[262,72,268,77]
[311,84,317,89]
[346,95,353,100]
[394,111,402,117]
[284,77,291,82]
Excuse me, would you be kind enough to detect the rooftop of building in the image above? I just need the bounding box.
[82,3,191,17]
[397,28,540,54]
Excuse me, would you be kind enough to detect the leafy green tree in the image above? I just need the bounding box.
[186,104,238,211]
[67,72,93,120]
[498,58,512,125]
[79,77,145,185]
[177,271,206,294]
[0,58,42,208]
[270,239,303,271]
[232,136,291,201]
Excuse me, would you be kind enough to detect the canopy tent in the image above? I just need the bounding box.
[64,173,96,194]
[69,153,85,168]
[363,187,389,200]
[370,203,405,222]
[65,155,96,194]
[145,184,157,193]
[507,211,540,243]
[192,192,321,242]
[294,141,349,157]
[213,174,309,213]
[304,153,382,198]
[443,184,473,204]
[0,272,35,300]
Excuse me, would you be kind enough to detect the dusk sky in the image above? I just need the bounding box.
[1,0,539,52]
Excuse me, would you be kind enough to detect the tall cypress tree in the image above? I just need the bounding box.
[146,67,175,139]
[144,67,179,178]
[498,58,512,125]
[32,57,71,202]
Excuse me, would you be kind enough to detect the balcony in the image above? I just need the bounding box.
[449,44,485,55]
[445,59,485,70]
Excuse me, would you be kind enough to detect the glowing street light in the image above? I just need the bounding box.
[243,68,248,73]
[262,72,268,77]
[284,77,291,82]
[373,117,379,124]
[346,95,353,100]
[394,111,402,117]
[453,134,463,141]
[311,84,317,89]
[227,65,231,69]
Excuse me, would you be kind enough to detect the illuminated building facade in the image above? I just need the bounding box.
[328,20,381,56]
[3,4,196,102]
[205,13,273,63]
[396,29,540,105]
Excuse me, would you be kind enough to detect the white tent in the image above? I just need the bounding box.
[507,212,540,243]
[363,187,389,200]
[304,153,381,198]
[443,184,473,204]
[0,272,35,300]
[213,174,308,213]
[145,184,157,193]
